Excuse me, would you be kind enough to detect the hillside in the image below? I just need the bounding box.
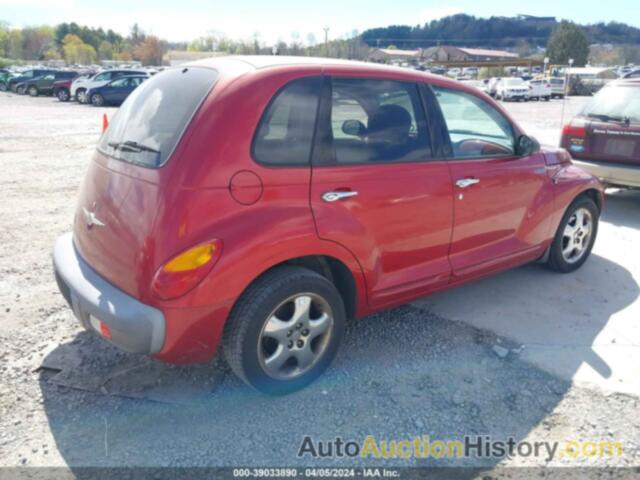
[361,14,640,49]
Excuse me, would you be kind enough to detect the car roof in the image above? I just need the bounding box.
[187,55,446,82]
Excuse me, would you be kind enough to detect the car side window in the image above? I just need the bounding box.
[432,86,515,158]
[317,78,431,165]
[252,76,322,166]
[109,78,128,87]
[94,72,110,81]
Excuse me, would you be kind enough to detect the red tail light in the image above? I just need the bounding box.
[562,124,586,138]
[152,240,223,300]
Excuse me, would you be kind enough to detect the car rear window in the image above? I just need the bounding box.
[581,85,640,124]
[98,67,218,168]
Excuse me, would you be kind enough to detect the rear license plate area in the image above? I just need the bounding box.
[604,138,635,157]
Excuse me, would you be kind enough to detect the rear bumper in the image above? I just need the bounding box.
[53,232,165,354]
[572,159,640,188]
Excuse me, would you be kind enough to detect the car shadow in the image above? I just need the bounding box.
[602,188,640,229]
[38,250,637,475]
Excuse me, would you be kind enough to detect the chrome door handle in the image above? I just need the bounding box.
[455,178,480,188]
[322,191,358,202]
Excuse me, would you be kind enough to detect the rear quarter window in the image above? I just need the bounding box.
[252,76,322,166]
[98,67,218,168]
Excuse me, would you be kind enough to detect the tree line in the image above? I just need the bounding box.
[0,22,166,66]
[360,14,640,49]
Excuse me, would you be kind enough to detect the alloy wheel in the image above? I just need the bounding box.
[561,207,593,264]
[91,94,104,106]
[257,293,334,380]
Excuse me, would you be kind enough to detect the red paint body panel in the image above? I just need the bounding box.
[70,57,603,364]
[310,161,454,309]
[447,153,554,275]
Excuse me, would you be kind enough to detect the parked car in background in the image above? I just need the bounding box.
[486,77,501,97]
[53,78,74,101]
[71,69,148,103]
[527,79,552,101]
[458,79,488,93]
[87,75,148,106]
[548,77,566,98]
[8,69,57,93]
[22,71,79,97]
[495,77,529,101]
[54,73,92,101]
[429,67,447,76]
[0,70,18,91]
[561,78,640,188]
[53,57,603,395]
[623,69,640,79]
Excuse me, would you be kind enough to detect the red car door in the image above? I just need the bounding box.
[431,85,553,278]
[310,76,454,309]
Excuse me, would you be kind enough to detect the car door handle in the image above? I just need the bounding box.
[455,178,480,189]
[322,191,359,202]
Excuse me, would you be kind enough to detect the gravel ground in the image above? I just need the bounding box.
[0,92,638,475]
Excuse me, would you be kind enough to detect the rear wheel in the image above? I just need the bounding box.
[76,89,86,103]
[57,88,70,102]
[16,85,26,95]
[547,196,599,273]
[28,86,38,97]
[0,82,7,92]
[91,93,104,107]
[223,266,346,395]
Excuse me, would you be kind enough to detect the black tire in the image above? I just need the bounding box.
[223,266,346,395]
[57,88,70,102]
[16,85,26,95]
[28,86,38,97]
[91,93,104,107]
[547,195,599,273]
[544,96,551,102]
[0,82,7,92]
[76,88,86,103]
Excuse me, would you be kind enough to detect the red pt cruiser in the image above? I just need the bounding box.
[53,57,603,394]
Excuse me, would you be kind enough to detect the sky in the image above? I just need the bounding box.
[1,0,639,44]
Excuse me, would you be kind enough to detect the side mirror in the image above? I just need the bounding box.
[516,134,540,157]
[342,119,367,137]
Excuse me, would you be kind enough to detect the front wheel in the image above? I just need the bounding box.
[223,266,346,395]
[16,85,26,95]
[0,82,7,92]
[91,93,104,107]
[57,88,70,102]
[76,89,86,103]
[28,86,38,97]
[547,196,599,273]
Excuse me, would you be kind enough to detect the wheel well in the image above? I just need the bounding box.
[283,256,357,320]
[581,189,602,213]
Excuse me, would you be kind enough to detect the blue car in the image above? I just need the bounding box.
[87,75,147,106]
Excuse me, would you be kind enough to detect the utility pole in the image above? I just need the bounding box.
[323,26,330,57]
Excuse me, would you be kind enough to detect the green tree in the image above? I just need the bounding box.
[8,29,23,59]
[546,21,589,66]
[0,21,10,57]
[62,34,96,64]
[97,40,114,60]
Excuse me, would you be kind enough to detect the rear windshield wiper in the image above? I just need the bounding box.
[108,140,160,154]
[586,113,626,123]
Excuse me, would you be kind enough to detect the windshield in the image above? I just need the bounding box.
[581,85,640,123]
[97,67,218,168]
